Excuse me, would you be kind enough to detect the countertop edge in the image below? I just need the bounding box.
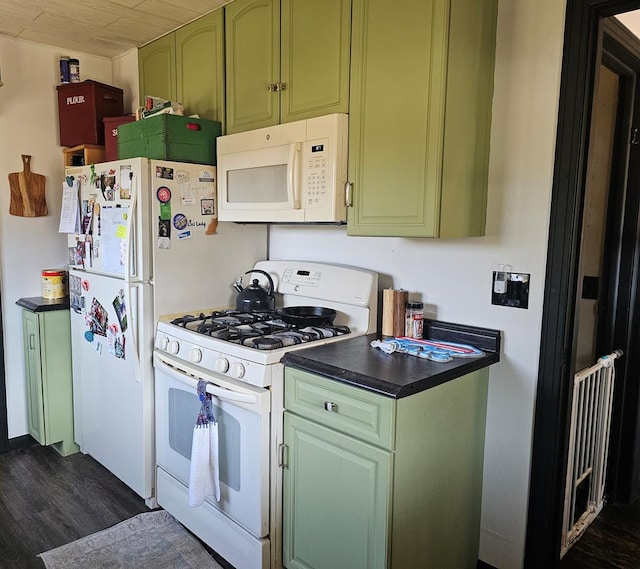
[283,350,499,398]
[16,296,70,312]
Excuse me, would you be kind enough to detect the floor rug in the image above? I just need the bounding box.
[38,510,224,569]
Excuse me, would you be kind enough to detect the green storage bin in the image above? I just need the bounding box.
[117,115,222,164]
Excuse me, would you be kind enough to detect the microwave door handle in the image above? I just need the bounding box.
[288,142,301,209]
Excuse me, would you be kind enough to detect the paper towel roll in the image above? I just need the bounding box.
[382,289,408,337]
[392,289,408,337]
[382,289,395,336]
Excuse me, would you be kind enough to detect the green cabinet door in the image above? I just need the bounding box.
[23,310,45,445]
[176,11,225,124]
[138,33,177,105]
[283,411,391,569]
[280,0,351,123]
[347,0,497,237]
[226,0,351,133]
[22,309,77,456]
[225,0,280,133]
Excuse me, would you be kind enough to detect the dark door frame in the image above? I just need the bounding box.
[598,18,640,505]
[525,1,640,567]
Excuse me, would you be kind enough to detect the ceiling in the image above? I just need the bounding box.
[0,0,233,59]
[616,10,640,37]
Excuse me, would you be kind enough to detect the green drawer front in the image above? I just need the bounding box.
[285,368,396,449]
[117,115,222,164]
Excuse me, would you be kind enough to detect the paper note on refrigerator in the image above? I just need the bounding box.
[101,206,129,274]
[59,180,81,233]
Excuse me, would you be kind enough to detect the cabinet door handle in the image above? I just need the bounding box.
[29,333,35,350]
[279,82,286,91]
[278,443,289,469]
[267,83,279,92]
[345,182,352,207]
[324,401,337,412]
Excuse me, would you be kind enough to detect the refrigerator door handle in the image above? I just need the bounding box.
[128,282,142,383]
[126,174,138,282]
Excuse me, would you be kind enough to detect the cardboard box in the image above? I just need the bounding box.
[103,116,136,161]
[57,81,124,147]
[117,115,222,165]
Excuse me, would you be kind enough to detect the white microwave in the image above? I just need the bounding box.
[216,113,348,223]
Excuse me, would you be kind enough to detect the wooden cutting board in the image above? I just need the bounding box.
[8,155,48,217]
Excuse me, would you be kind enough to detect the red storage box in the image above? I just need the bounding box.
[57,80,124,147]
[103,115,136,161]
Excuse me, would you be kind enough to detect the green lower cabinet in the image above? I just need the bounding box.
[22,309,78,457]
[283,366,489,568]
[283,412,392,569]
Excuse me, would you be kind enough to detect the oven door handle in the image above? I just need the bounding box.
[154,355,258,404]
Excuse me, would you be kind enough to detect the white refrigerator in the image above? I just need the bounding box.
[63,157,266,506]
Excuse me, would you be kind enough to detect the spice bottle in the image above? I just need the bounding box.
[59,56,70,84]
[69,58,80,83]
[405,301,424,339]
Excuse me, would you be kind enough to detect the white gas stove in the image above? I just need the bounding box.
[153,260,378,569]
[155,259,378,386]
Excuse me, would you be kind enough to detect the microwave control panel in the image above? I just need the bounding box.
[304,139,330,208]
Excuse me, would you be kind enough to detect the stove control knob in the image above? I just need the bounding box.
[189,348,203,364]
[215,357,230,374]
[230,362,245,379]
[158,336,169,350]
[167,340,180,355]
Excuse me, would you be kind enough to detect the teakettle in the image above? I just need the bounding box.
[234,269,275,312]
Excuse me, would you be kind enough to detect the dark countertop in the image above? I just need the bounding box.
[282,319,501,399]
[16,296,70,312]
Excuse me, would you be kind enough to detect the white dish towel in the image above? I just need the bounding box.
[189,380,220,506]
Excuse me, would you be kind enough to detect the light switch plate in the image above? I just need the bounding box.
[492,272,530,309]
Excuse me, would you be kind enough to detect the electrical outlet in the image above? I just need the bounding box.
[492,271,530,309]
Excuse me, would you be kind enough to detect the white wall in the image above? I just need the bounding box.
[269,1,567,567]
[0,37,126,438]
[112,48,139,114]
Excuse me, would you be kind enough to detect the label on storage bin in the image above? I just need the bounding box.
[66,95,86,105]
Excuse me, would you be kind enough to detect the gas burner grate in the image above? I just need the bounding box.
[168,309,352,350]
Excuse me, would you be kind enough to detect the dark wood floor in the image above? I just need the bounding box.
[0,443,151,569]
[560,500,640,568]
[0,443,236,569]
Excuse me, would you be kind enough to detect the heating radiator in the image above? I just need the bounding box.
[560,349,623,557]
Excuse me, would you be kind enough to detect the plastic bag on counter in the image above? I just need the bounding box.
[370,337,485,363]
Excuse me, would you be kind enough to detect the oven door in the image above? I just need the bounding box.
[154,352,271,538]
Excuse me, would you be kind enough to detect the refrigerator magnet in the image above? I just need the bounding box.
[157,186,171,203]
[199,170,215,183]
[156,166,174,180]
[176,170,189,185]
[201,199,215,216]
[158,218,171,249]
[160,202,171,220]
[173,213,187,231]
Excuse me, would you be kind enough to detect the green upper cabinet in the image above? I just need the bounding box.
[225,0,351,134]
[138,11,225,125]
[347,0,498,238]
[138,33,176,104]
[176,12,226,124]
[225,0,280,133]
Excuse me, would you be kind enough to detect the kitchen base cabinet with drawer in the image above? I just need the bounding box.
[282,366,488,569]
[18,299,79,457]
